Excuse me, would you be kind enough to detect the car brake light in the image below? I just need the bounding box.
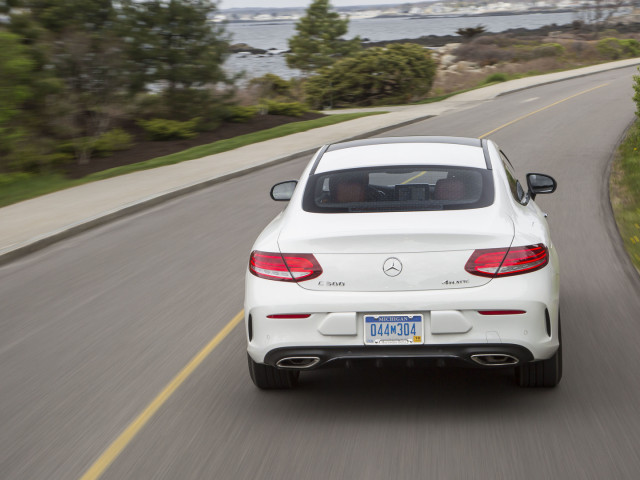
[249,251,322,282]
[478,310,526,315]
[465,244,549,278]
[267,314,311,319]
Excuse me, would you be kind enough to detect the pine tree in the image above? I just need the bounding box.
[286,0,360,74]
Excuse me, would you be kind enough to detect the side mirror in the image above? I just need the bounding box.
[270,180,298,201]
[526,173,557,200]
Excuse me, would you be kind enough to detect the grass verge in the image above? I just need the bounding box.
[0,112,383,208]
[610,120,640,273]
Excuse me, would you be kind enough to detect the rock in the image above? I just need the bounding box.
[229,43,267,55]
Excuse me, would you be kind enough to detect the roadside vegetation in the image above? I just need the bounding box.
[3,0,640,208]
[610,76,640,272]
[0,112,382,208]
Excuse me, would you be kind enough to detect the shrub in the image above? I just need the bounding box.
[482,72,509,84]
[224,105,260,123]
[454,43,515,66]
[249,74,292,98]
[263,100,309,117]
[597,38,640,60]
[93,129,133,156]
[57,129,134,160]
[305,43,437,108]
[137,118,200,140]
[532,43,565,58]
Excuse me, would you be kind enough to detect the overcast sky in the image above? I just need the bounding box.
[219,1,419,9]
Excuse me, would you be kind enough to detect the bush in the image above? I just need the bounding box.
[597,38,640,60]
[224,105,260,123]
[249,74,292,98]
[93,129,133,156]
[263,100,309,117]
[137,118,200,140]
[305,43,437,108]
[454,43,515,66]
[57,129,134,160]
[532,43,565,58]
[482,72,509,84]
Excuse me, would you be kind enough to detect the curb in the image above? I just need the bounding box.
[0,114,433,267]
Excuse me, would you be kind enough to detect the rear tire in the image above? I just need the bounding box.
[516,314,563,388]
[248,354,299,389]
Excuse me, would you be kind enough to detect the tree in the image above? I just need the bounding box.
[305,43,437,108]
[121,0,230,118]
[456,25,486,42]
[286,0,360,74]
[0,31,35,171]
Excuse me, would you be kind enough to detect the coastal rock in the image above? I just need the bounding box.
[229,43,268,55]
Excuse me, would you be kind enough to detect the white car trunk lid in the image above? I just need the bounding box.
[278,209,514,292]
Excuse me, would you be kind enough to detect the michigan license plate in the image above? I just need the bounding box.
[364,314,424,345]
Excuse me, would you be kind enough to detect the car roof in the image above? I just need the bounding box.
[313,136,489,174]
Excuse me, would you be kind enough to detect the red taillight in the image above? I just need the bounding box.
[249,251,322,282]
[465,244,549,278]
[267,314,311,319]
[478,310,526,315]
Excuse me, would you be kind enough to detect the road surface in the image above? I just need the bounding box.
[1,66,640,479]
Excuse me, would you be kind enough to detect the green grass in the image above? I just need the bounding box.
[0,112,383,208]
[610,120,640,272]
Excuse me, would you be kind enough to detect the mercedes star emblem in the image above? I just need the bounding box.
[383,257,402,277]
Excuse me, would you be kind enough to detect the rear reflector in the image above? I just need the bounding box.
[267,314,311,319]
[249,251,322,282]
[478,310,526,315]
[465,244,549,278]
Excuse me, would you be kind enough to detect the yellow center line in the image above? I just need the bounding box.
[478,83,609,138]
[79,310,245,480]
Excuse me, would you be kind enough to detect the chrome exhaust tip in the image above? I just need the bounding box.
[276,357,320,369]
[471,354,519,366]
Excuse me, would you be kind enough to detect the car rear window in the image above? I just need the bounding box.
[302,165,494,213]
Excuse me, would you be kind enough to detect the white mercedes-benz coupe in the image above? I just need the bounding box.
[245,137,561,389]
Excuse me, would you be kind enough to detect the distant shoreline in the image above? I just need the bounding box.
[222,8,579,24]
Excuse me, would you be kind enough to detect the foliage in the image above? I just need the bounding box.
[482,73,509,84]
[610,119,640,271]
[597,38,640,60]
[263,100,309,117]
[137,118,200,140]
[121,0,230,116]
[224,105,260,123]
[58,129,134,159]
[249,73,292,99]
[532,43,565,58]
[456,25,486,41]
[0,31,35,171]
[305,43,437,108]
[286,0,361,74]
[0,112,383,207]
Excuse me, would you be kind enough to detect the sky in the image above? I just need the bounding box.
[219,1,421,9]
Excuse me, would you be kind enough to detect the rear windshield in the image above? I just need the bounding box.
[303,165,494,213]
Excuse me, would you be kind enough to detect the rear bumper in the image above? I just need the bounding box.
[264,344,534,369]
[245,256,560,364]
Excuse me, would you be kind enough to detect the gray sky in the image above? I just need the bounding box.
[219,1,420,9]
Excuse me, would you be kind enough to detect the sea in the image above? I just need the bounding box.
[222,11,578,82]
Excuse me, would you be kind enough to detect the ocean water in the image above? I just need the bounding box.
[223,11,577,82]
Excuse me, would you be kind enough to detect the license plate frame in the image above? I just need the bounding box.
[364,314,424,345]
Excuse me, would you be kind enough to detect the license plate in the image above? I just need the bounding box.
[364,314,424,345]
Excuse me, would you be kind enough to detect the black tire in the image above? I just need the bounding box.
[248,354,299,389]
[516,314,563,388]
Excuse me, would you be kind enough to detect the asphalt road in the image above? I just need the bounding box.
[2,66,640,480]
